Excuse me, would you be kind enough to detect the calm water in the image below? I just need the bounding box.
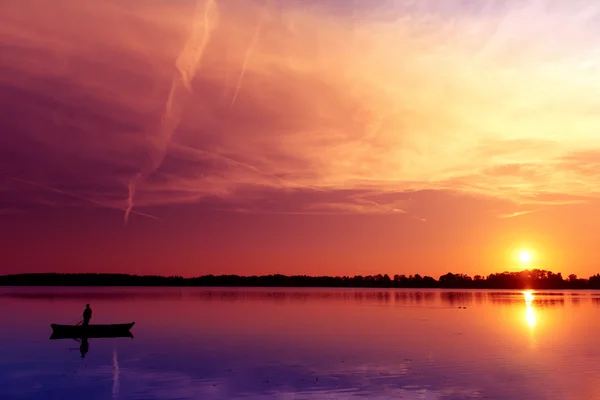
[1,287,600,399]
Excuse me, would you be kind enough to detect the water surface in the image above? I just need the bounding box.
[1,287,599,399]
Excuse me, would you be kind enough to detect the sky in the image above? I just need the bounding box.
[2,0,600,278]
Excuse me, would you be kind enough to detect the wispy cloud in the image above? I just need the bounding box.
[125,0,219,224]
[3,0,600,217]
[11,178,159,220]
[498,209,540,219]
[230,3,267,109]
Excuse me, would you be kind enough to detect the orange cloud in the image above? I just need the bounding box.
[3,0,600,218]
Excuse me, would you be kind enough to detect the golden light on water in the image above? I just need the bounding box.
[525,303,536,327]
[524,291,535,303]
[523,291,536,328]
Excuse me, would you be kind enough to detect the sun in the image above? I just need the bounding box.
[519,250,533,264]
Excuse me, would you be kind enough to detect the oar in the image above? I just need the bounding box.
[75,320,83,326]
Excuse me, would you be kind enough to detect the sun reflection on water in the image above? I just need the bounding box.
[524,291,534,303]
[523,291,536,328]
[525,303,536,327]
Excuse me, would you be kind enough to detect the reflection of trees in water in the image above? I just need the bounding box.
[474,292,485,304]
[525,293,565,309]
[198,290,449,306]
[353,291,392,303]
[486,293,567,308]
[486,293,522,306]
[440,292,473,306]
[394,291,436,305]
[10,284,588,308]
[533,298,565,307]
[591,298,600,307]
[195,290,402,304]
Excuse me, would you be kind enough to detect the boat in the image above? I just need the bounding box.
[50,322,135,339]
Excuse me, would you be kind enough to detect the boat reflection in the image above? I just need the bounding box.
[49,330,134,340]
[50,327,134,359]
[79,336,89,359]
[50,332,134,359]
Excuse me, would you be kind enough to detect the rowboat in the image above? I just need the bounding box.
[50,322,135,339]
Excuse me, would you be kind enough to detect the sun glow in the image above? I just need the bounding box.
[519,250,533,265]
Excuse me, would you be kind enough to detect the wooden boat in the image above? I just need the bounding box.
[50,322,135,339]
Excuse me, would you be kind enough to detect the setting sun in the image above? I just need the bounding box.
[519,250,533,264]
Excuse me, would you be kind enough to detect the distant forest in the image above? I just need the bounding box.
[2,270,600,289]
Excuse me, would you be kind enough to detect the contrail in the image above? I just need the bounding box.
[230,7,266,109]
[125,0,219,225]
[176,0,219,91]
[498,209,539,219]
[124,173,140,224]
[112,348,119,399]
[12,178,159,220]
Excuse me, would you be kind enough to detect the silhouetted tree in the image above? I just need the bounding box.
[1,269,600,289]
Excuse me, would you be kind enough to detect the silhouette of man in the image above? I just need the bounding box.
[80,337,89,359]
[82,304,92,326]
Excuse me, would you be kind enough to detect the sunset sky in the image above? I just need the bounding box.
[2,0,600,278]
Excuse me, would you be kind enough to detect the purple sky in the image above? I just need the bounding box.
[2,0,600,277]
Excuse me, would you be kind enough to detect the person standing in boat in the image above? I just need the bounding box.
[82,304,92,326]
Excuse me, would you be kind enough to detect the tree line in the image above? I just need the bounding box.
[1,269,600,289]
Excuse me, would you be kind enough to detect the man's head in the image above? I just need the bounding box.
[86,304,90,308]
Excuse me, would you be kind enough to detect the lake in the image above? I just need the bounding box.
[1,287,599,399]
